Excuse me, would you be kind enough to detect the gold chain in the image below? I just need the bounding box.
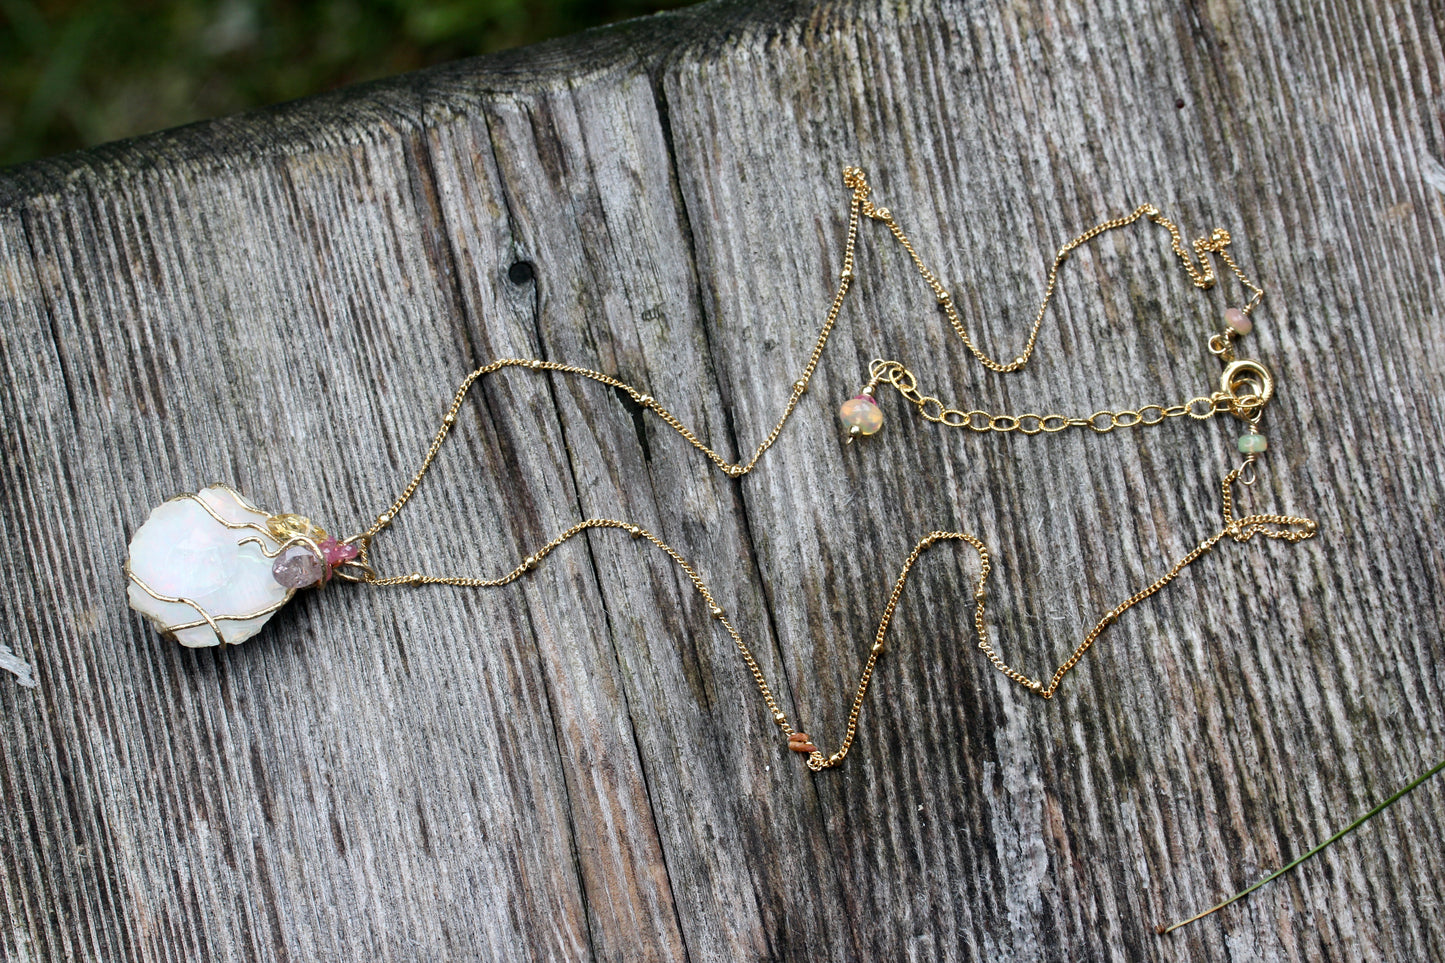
[333,167,1315,770]
[851,180,1263,376]
[868,357,1243,433]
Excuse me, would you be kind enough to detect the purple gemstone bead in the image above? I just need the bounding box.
[272,545,325,589]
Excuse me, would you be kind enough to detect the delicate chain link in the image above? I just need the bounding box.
[849,168,1267,416]
[357,176,872,550]
[866,358,1241,433]
[852,180,1263,374]
[354,469,1313,770]
[339,167,1315,769]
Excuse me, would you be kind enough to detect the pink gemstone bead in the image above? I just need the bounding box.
[320,536,359,567]
[1224,307,1252,335]
[839,394,883,435]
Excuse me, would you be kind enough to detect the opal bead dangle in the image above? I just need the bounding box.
[1224,306,1252,336]
[839,393,884,440]
[1238,430,1267,454]
[1216,309,1270,461]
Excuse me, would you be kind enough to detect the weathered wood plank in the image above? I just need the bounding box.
[3,0,1444,960]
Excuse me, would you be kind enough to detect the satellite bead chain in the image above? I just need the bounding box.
[125,167,1317,771]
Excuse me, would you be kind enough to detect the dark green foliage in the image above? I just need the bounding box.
[0,0,695,167]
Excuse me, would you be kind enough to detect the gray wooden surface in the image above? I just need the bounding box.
[3,0,1443,960]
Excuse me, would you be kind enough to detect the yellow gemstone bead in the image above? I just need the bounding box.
[839,395,883,435]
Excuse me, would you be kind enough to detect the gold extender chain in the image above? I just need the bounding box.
[339,167,1316,769]
[834,166,1269,441]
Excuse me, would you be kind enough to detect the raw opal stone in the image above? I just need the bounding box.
[839,394,883,435]
[272,545,326,589]
[126,485,290,647]
[1238,433,1268,454]
[1224,307,1252,335]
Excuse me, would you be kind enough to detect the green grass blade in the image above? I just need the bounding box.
[1157,757,1445,936]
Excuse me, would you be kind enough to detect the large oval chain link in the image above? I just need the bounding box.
[868,359,1231,434]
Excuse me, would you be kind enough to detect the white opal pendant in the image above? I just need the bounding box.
[125,485,363,648]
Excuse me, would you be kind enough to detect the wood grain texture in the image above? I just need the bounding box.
[2,0,1443,959]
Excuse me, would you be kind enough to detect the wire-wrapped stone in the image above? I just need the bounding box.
[126,485,297,648]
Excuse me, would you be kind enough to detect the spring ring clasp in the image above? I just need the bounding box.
[1219,359,1273,420]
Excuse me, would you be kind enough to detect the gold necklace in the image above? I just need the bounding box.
[125,168,1316,771]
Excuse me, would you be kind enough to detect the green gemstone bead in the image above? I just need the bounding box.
[1237,433,1268,454]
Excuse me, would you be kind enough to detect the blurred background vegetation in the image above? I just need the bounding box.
[0,0,697,168]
